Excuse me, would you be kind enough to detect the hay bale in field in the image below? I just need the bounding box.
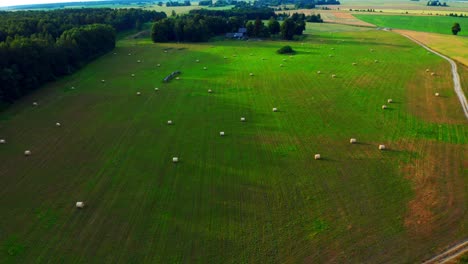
[382,105,387,109]
[331,74,336,78]
[208,89,213,93]
[32,102,38,106]
[331,48,335,50]
[350,138,357,144]
[387,99,393,103]
[24,150,31,156]
[196,59,200,63]
[128,53,131,56]
[328,54,333,57]
[378,144,386,150]
[249,73,254,76]
[283,59,287,61]
[101,80,105,83]
[374,60,379,63]
[56,122,61,127]
[431,72,436,76]
[435,92,440,97]
[136,92,141,96]
[164,50,168,53]
[71,86,75,90]
[289,56,293,58]
[157,64,161,67]
[352,62,357,66]
[233,55,237,57]
[172,157,178,163]
[131,74,135,77]
[114,53,117,55]
[137,60,141,63]
[317,71,321,74]
[426,69,430,72]
[220,131,225,136]
[203,67,207,70]
[76,202,85,208]
[224,56,227,59]
[273,107,278,112]
[167,120,173,125]
[314,154,321,160]
[175,77,180,80]
[154,88,159,91]
[240,117,246,122]
[0,139,5,144]
[250,53,253,56]
[280,64,283,67]
[370,49,374,52]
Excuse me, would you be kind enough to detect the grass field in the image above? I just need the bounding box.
[0,24,466,263]
[355,14,468,36]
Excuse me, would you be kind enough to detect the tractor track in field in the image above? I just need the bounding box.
[422,239,468,264]
[395,31,468,121]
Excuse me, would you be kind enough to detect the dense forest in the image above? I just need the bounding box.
[0,9,166,107]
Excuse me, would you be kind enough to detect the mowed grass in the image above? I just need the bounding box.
[355,14,467,36]
[0,26,466,263]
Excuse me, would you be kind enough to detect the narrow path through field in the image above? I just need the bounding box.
[422,239,468,264]
[395,31,468,121]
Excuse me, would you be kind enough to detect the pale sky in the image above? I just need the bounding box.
[0,0,100,7]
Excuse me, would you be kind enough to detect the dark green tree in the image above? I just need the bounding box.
[268,16,280,34]
[280,18,296,40]
[451,23,461,35]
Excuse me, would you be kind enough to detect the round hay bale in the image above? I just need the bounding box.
[273,107,278,112]
[249,73,254,76]
[240,117,246,122]
[203,67,207,70]
[431,72,436,76]
[24,150,31,156]
[76,202,85,208]
[280,64,283,67]
[261,58,265,60]
[137,60,141,63]
[208,89,213,93]
[56,122,61,127]
[128,53,131,56]
[328,54,333,57]
[220,131,225,136]
[387,99,393,103]
[426,69,430,72]
[136,92,141,96]
[71,86,75,90]
[382,105,387,109]
[314,154,321,160]
[331,74,336,78]
[249,53,253,56]
[374,60,379,63]
[131,74,135,77]
[370,49,374,52]
[224,56,227,59]
[289,55,293,58]
[283,59,287,61]
[0,139,5,144]
[317,71,321,74]
[435,92,440,97]
[101,80,105,83]
[331,48,335,50]
[154,88,159,91]
[350,138,357,144]
[114,53,117,55]
[175,77,180,80]
[352,62,357,66]
[378,144,386,150]
[164,50,168,53]
[172,157,178,163]
[157,64,161,67]
[32,102,38,106]
[167,120,173,125]
[196,59,200,63]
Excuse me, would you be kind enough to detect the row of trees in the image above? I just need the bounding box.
[0,9,166,106]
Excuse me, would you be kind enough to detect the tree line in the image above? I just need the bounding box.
[0,8,166,107]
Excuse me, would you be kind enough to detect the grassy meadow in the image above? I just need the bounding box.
[355,14,468,36]
[0,24,466,263]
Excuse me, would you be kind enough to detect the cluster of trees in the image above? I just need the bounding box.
[304,13,323,22]
[166,1,191,6]
[253,0,340,7]
[448,13,467,17]
[295,1,316,9]
[427,0,448,6]
[0,8,166,106]
[151,9,307,43]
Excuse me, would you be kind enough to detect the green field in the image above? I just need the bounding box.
[355,14,467,36]
[0,25,466,263]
